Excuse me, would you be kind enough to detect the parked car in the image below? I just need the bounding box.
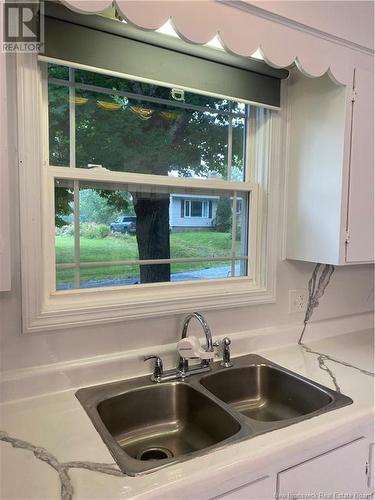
[110,216,137,234]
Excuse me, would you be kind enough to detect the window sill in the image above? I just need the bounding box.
[23,278,276,332]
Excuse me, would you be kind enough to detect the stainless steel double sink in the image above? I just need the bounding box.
[76,354,352,476]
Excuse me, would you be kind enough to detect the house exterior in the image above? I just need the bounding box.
[169,194,219,231]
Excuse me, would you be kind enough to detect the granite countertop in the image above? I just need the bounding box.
[1,329,374,500]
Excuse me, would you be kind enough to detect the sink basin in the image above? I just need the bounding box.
[98,382,240,461]
[200,365,333,421]
[77,381,241,475]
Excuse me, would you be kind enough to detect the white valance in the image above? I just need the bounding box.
[59,0,369,86]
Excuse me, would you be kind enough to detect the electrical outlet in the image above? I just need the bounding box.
[289,289,307,313]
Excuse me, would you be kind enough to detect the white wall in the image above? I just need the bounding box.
[0,2,374,375]
[247,1,374,50]
[0,87,373,372]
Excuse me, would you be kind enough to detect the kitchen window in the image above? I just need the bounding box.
[17,4,282,331]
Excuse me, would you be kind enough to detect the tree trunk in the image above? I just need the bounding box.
[133,192,171,284]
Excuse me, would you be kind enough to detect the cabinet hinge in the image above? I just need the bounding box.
[345,230,350,244]
[351,89,357,102]
[365,461,369,476]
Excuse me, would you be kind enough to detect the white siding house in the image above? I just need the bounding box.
[169,194,219,231]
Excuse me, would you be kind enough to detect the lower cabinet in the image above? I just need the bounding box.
[277,438,371,499]
[213,475,274,499]
[212,437,372,500]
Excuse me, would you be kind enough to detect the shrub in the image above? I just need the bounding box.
[80,223,110,239]
[55,225,74,237]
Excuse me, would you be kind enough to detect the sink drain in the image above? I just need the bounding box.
[137,447,174,461]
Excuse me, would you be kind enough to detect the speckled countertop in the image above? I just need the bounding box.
[1,328,374,500]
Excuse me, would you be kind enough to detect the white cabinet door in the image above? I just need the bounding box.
[212,475,274,500]
[369,443,375,492]
[277,438,370,499]
[346,67,375,263]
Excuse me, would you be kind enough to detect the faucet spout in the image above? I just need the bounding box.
[178,312,214,372]
[144,312,215,383]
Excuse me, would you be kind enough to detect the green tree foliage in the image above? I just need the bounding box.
[79,189,133,225]
[55,186,73,227]
[215,197,232,232]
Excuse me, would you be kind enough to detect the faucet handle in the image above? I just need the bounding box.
[144,355,164,382]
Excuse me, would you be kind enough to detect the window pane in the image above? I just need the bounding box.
[57,265,141,290]
[48,63,69,80]
[170,230,233,260]
[47,65,247,181]
[191,201,203,217]
[231,115,246,182]
[202,201,209,218]
[72,87,232,179]
[56,260,246,290]
[171,260,244,281]
[48,84,69,166]
[54,180,248,290]
[236,193,248,259]
[55,184,75,289]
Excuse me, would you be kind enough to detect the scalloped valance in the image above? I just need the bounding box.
[44,2,289,107]
[56,0,366,86]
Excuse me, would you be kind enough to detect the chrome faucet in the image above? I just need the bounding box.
[144,312,215,382]
[178,312,214,374]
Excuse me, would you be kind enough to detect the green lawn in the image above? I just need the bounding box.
[56,231,241,285]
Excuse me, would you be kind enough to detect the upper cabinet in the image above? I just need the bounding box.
[345,67,374,263]
[286,62,374,265]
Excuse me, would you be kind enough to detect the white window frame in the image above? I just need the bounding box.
[17,53,281,333]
